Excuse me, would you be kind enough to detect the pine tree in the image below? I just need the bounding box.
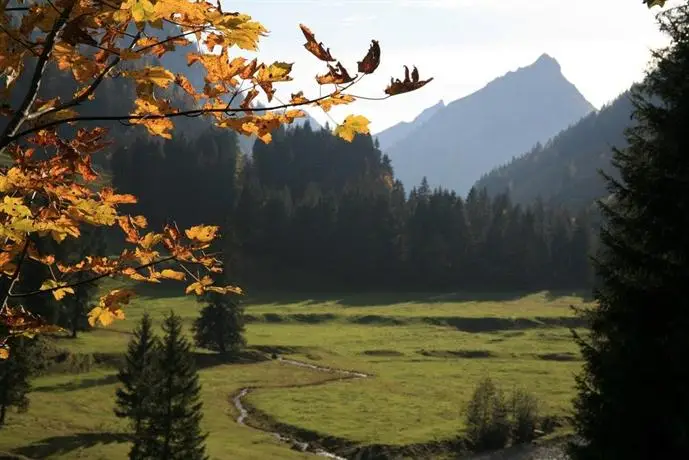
[0,337,34,427]
[114,313,159,459]
[193,291,245,358]
[570,5,689,459]
[150,312,207,460]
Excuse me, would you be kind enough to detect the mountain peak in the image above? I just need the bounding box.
[529,53,561,73]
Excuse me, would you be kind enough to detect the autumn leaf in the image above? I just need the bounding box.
[0,346,8,360]
[316,92,355,112]
[299,24,335,62]
[88,289,135,327]
[124,67,175,89]
[185,275,215,295]
[316,62,355,85]
[160,269,186,281]
[644,0,667,7]
[334,115,370,142]
[385,65,433,96]
[185,225,219,244]
[139,232,163,250]
[358,40,381,74]
[40,279,76,300]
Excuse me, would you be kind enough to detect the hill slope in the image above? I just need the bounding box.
[383,54,595,196]
[474,91,634,209]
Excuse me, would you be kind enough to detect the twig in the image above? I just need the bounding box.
[0,0,76,146]
[6,80,362,144]
[8,254,179,297]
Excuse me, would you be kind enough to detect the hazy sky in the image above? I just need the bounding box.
[222,0,680,133]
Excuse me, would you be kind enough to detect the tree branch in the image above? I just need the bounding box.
[0,0,76,146]
[0,238,31,313]
[8,254,179,298]
[7,81,361,142]
[25,32,142,122]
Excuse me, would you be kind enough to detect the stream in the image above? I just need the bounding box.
[232,356,369,459]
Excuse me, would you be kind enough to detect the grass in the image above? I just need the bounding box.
[0,288,589,459]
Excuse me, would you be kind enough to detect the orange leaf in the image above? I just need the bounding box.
[299,24,335,62]
[357,40,380,74]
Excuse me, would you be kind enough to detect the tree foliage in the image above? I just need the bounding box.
[0,0,431,358]
[570,4,689,459]
[114,312,159,459]
[148,312,207,460]
[193,290,245,357]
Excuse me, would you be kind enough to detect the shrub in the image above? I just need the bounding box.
[465,376,511,451]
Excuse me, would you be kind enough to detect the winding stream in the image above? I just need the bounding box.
[233,356,370,459]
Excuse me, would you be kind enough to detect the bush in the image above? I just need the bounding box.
[509,387,540,444]
[464,377,542,452]
[465,376,511,451]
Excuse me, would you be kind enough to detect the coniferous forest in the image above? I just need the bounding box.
[110,122,595,293]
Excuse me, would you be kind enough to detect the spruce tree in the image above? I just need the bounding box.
[114,313,159,459]
[0,337,34,427]
[150,312,207,460]
[193,291,245,358]
[570,4,689,459]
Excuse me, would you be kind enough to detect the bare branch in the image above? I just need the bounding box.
[0,0,76,146]
[8,254,178,298]
[7,81,362,143]
[25,32,142,122]
[0,238,31,313]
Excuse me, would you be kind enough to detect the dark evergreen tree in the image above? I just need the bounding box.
[0,337,33,427]
[149,312,207,460]
[570,5,689,459]
[193,291,245,357]
[114,313,160,459]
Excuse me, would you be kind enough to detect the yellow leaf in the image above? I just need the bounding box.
[87,306,125,327]
[316,92,355,112]
[160,269,186,281]
[184,225,219,244]
[139,232,163,249]
[185,275,214,295]
[334,115,370,142]
[0,347,8,360]
[40,279,75,300]
[124,66,175,88]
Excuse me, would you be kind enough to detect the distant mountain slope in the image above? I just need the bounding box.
[383,54,595,196]
[374,100,445,151]
[474,91,634,209]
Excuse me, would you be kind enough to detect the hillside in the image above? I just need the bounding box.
[381,54,595,196]
[374,100,445,151]
[474,91,634,209]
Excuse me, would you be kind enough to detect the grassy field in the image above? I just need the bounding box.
[0,288,591,459]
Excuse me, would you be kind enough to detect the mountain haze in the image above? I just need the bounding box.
[474,91,635,209]
[375,100,445,151]
[380,54,595,195]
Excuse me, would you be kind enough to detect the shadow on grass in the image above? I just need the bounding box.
[243,289,594,307]
[34,374,120,393]
[12,432,129,458]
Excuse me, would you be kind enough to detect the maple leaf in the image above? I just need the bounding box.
[186,275,215,295]
[644,0,666,6]
[316,62,355,85]
[185,225,219,244]
[88,289,135,327]
[124,67,176,89]
[385,66,433,96]
[316,92,355,112]
[40,280,76,300]
[0,346,8,360]
[299,24,335,62]
[358,40,381,74]
[159,269,186,281]
[335,115,370,142]
[139,232,164,250]
[290,91,309,105]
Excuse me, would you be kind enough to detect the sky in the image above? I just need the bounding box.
[221,0,681,134]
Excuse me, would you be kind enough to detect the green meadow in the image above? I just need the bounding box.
[0,287,590,459]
